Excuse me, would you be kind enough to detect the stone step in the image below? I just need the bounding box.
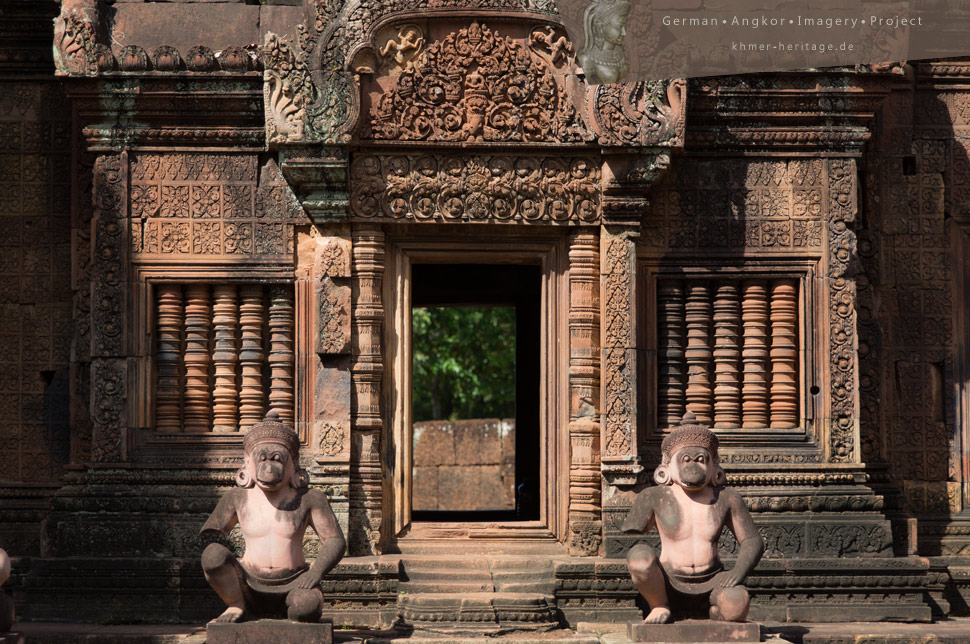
[402,567,493,582]
[399,555,492,570]
[494,580,557,594]
[400,580,496,593]
[398,591,560,630]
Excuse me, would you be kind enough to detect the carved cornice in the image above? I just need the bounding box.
[916,58,970,87]
[686,71,906,154]
[279,147,350,223]
[63,74,265,151]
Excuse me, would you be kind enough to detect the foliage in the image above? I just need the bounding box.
[412,306,516,422]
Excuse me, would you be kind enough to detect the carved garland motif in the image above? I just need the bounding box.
[827,158,858,463]
[603,236,634,457]
[350,154,600,223]
[92,154,127,359]
[364,22,593,144]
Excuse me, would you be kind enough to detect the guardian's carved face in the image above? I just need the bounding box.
[249,442,294,491]
[670,446,714,491]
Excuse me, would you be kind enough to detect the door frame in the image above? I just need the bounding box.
[383,227,570,546]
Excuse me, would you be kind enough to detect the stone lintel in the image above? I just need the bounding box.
[207,620,333,644]
[627,620,761,643]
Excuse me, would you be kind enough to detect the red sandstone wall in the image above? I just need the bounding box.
[412,418,515,512]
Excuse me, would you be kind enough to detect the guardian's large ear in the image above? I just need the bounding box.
[292,467,310,489]
[712,465,726,488]
[653,465,671,486]
[235,455,255,488]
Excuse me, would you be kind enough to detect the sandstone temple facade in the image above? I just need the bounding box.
[2,0,970,628]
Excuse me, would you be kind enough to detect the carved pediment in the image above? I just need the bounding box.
[362,22,594,144]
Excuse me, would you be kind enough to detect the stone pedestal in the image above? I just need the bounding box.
[207,620,333,644]
[627,620,761,643]
[0,591,13,633]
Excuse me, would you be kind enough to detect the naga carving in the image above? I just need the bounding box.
[262,33,312,144]
[593,79,686,147]
[53,4,98,77]
[363,22,594,144]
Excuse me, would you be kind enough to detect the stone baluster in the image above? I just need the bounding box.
[770,279,799,428]
[155,284,183,432]
[657,280,686,428]
[268,284,295,426]
[239,285,265,430]
[183,284,212,432]
[212,285,239,432]
[685,281,713,425]
[741,280,770,428]
[713,282,741,429]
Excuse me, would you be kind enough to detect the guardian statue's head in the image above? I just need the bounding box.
[654,411,726,491]
[236,410,309,491]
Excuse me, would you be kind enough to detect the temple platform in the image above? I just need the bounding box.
[11,620,970,644]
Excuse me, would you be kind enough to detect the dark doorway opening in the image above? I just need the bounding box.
[411,264,541,522]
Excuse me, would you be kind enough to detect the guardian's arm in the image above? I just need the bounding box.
[297,490,346,589]
[200,490,240,536]
[718,491,764,587]
[621,488,657,534]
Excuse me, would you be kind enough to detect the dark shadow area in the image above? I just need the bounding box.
[411,263,541,522]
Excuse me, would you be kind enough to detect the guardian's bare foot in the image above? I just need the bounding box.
[212,606,245,623]
[709,604,724,620]
[644,606,671,623]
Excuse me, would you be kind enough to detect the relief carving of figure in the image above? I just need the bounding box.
[578,0,631,84]
[201,410,346,623]
[622,412,764,624]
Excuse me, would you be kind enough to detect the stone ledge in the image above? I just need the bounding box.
[627,620,761,643]
[207,620,332,644]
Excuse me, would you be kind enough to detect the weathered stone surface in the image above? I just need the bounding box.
[454,420,501,466]
[110,4,259,52]
[627,620,760,643]
[412,422,456,467]
[207,620,332,644]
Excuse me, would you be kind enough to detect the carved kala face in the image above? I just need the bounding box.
[251,442,294,491]
[671,446,713,491]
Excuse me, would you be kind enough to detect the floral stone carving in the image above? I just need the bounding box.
[350,154,601,223]
[363,22,593,144]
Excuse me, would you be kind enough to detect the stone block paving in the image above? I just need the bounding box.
[12,620,970,644]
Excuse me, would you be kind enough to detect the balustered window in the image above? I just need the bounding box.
[652,276,804,432]
[153,282,295,433]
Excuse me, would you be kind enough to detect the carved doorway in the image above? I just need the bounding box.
[410,264,541,522]
[384,234,569,548]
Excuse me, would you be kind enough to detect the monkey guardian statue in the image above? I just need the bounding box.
[200,410,346,624]
[622,412,764,624]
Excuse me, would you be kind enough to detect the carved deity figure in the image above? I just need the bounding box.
[201,410,346,624]
[577,0,631,84]
[622,412,764,624]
